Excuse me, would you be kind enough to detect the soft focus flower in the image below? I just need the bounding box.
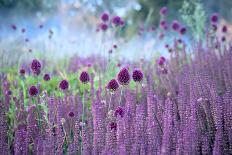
[112,16,121,26]
[101,12,109,22]
[19,68,25,75]
[113,44,117,49]
[211,13,218,23]
[221,36,226,42]
[132,69,143,82]
[158,56,166,66]
[114,106,124,118]
[107,79,119,92]
[43,74,51,81]
[59,79,69,90]
[117,67,130,85]
[28,85,38,97]
[171,20,180,31]
[11,24,17,30]
[80,71,90,84]
[211,24,217,31]
[159,6,168,16]
[222,25,227,33]
[100,23,108,31]
[179,26,187,35]
[68,111,75,118]
[21,28,26,33]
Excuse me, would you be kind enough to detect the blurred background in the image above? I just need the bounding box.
[0,0,232,65]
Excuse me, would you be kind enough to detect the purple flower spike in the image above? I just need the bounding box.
[112,16,121,27]
[79,71,90,84]
[132,69,143,82]
[107,79,119,92]
[114,106,124,118]
[117,67,130,85]
[59,79,69,90]
[160,6,168,16]
[29,86,38,97]
[211,13,218,23]
[43,74,51,81]
[101,12,109,22]
[171,20,180,31]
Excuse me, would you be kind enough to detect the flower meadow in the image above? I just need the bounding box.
[1,5,232,155]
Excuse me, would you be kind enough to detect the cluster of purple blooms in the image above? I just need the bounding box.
[1,8,232,155]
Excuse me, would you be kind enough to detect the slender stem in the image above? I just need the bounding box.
[108,93,113,111]
[119,87,124,106]
[136,83,138,104]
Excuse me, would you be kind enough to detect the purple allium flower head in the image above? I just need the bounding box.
[179,26,187,35]
[222,25,227,33]
[132,69,143,82]
[160,20,167,27]
[112,16,121,27]
[79,71,90,84]
[114,106,124,118]
[211,24,217,31]
[120,19,125,27]
[21,28,26,33]
[113,44,117,49]
[43,74,51,81]
[68,111,75,118]
[11,24,17,30]
[211,13,219,23]
[100,23,108,31]
[31,59,41,74]
[160,6,168,16]
[19,68,25,75]
[117,67,130,85]
[221,36,226,42]
[171,20,180,31]
[59,79,69,90]
[110,122,117,131]
[165,44,169,48]
[101,12,109,22]
[28,85,38,97]
[107,79,119,92]
[158,56,166,66]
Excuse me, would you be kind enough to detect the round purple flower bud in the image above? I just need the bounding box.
[165,44,169,48]
[19,68,26,75]
[211,13,218,23]
[101,12,109,22]
[158,56,166,66]
[132,69,143,82]
[114,106,124,118]
[59,79,69,90]
[79,71,90,84]
[21,28,26,33]
[221,36,226,42]
[222,25,227,33]
[43,74,51,81]
[120,19,125,27]
[112,16,121,27]
[160,6,167,16]
[113,44,117,49]
[211,24,217,31]
[160,20,167,27]
[29,85,38,97]
[31,59,41,74]
[179,26,187,35]
[68,111,75,118]
[107,79,119,92]
[110,122,117,131]
[100,23,108,31]
[11,24,17,30]
[171,20,180,31]
[117,67,130,85]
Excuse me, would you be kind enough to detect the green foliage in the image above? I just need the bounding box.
[179,0,206,41]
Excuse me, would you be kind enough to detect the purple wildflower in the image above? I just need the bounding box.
[179,26,187,35]
[160,6,168,16]
[171,20,180,31]
[28,85,38,97]
[132,69,143,82]
[222,25,227,33]
[31,59,41,75]
[43,74,51,81]
[19,68,26,75]
[101,12,109,22]
[107,79,119,92]
[68,111,75,118]
[114,106,124,118]
[112,16,121,26]
[117,67,130,85]
[211,13,218,23]
[100,23,108,31]
[59,79,69,90]
[79,71,90,84]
